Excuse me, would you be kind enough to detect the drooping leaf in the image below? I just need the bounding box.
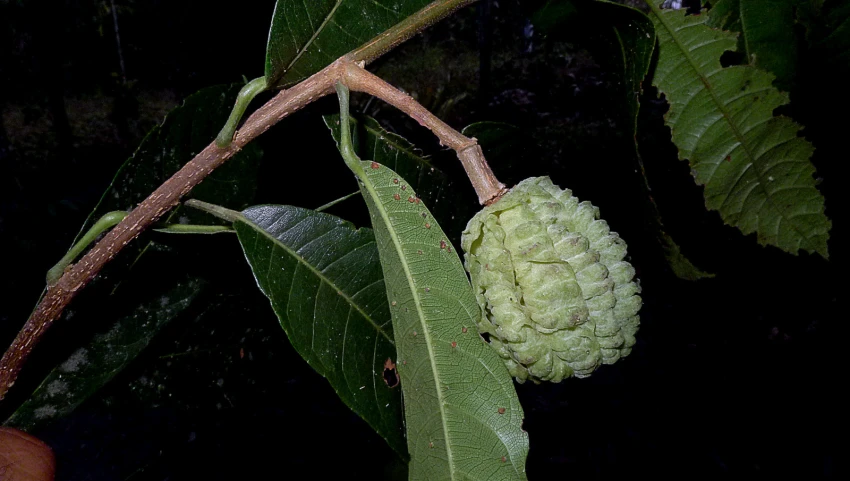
[7,85,263,428]
[265,0,434,88]
[324,114,476,241]
[646,3,831,257]
[5,278,204,431]
[232,205,406,456]
[355,160,529,480]
[327,93,530,479]
[707,0,800,90]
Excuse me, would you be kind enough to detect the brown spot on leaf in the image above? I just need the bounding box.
[393,193,401,200]
[408,196,416,203]
[501,456,507,463]
[425,223,431,229]
[370,162,380,169]
[462,327,468,333]
[382,358,399,388]
[451,341,457,348]
[498,407,506,414]
[393,178,399,184]
[417,249,423,255]
[401,185,407,190]
[440,240,447,249]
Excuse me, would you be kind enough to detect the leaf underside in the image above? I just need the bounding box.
[648,5,830,257]
[265,0,433,88]
[355,160,529,480]
[233,205,405,456]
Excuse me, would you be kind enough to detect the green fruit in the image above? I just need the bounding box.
[461,177,641,383]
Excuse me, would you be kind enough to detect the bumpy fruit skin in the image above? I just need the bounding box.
[461,177,641,383]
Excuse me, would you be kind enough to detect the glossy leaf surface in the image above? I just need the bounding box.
[233,205,405,455]
[647,3,830,257]
[265,0,433,88]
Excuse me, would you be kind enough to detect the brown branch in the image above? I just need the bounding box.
[342,61,506,204]
[0,1,496,400]
[0,61,344,401]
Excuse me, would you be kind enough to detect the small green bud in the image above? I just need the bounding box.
[461,177,641,383]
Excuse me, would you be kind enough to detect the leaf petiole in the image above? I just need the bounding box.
[215,76,268,148]
[47,211,129,286]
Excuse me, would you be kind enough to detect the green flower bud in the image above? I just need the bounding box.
[461,177,641,383]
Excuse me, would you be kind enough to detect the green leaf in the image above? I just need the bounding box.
[265,0,433,88]
[352,160,529,480]
[5,278,204,431]
[232,205,406,456]
[707,0,800,90]
[324,113,476,240]
[647,4,831,257]
[8,84,263,429]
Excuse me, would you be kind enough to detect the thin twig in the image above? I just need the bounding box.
[341,61,506,204]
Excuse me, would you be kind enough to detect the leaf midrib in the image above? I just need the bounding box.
[240,216,393,344]
[284,0,345,78]
[650,5,810,240]
[357,162,456,479]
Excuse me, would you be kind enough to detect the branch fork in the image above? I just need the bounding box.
[0,29,503,401]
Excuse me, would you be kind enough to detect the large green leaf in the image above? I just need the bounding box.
[707,0,800,90]
[5,278,204,431]
[327,90,529,477]
[646,3,830,257]
[265,0,433,88]
[324,113,477,240]
[233,205,405,456]
[353,160,529,480]
[5,85,263,429]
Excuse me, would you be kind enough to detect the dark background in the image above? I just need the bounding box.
[0,0,844,479]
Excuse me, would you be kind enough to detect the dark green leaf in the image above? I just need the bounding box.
[708,0,800,90]
[647,3,830,257]
[7,85,263,429]
[265,0,434,88]
[233,205,406,456]
[5,278,204,431]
